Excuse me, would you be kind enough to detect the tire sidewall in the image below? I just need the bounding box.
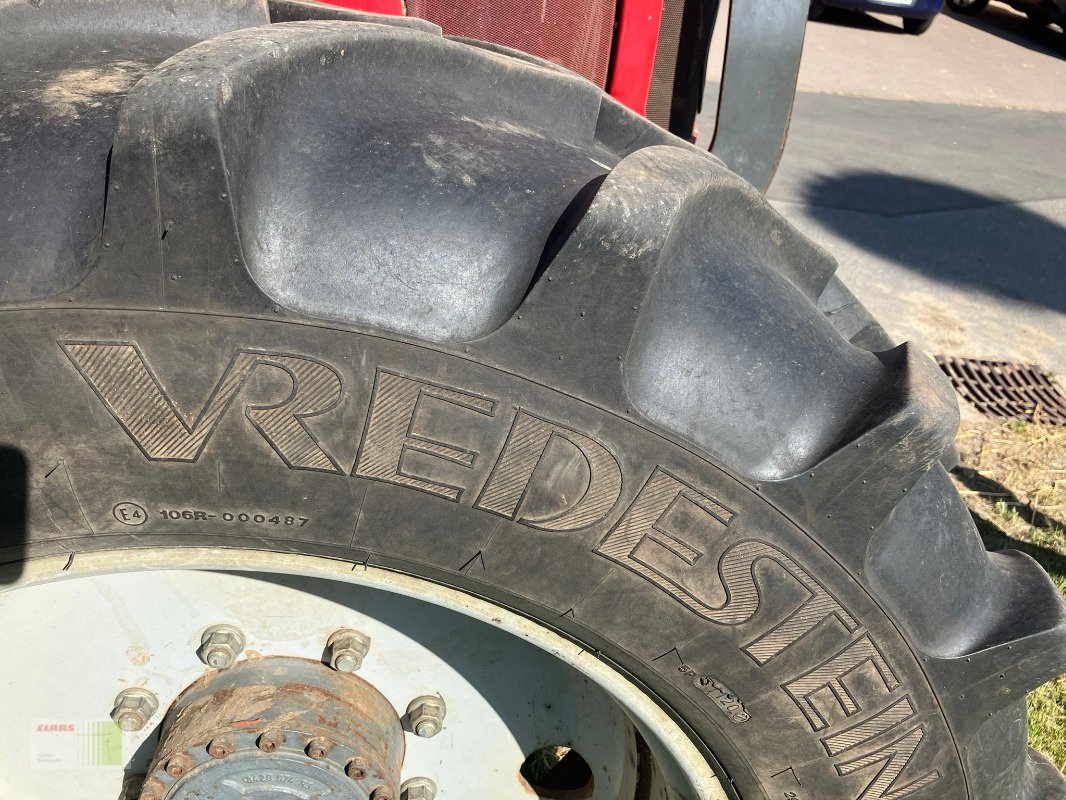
[2,310,966,800]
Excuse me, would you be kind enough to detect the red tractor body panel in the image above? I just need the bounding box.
[320,0,665,115]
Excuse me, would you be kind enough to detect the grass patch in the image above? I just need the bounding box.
[951,417,1066,770]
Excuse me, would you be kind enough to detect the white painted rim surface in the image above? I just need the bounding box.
[0,548,726,800]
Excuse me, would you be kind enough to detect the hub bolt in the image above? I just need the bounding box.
[406,695,446,738]
[164,752,194,778]
[307,737,334,759]
[346,756,369,780]
[138,777,166,800]
[401,777,437,800]
[257,730,285,752]
[325,628,371,673]
[197,624,245,669]
[207,736,234,759]
[110,688,159,732]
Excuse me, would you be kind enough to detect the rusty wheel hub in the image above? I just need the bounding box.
[139,657,403,800]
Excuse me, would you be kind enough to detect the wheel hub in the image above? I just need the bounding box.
[139,657,404,800]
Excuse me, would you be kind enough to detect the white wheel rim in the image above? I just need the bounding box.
[0,548,727,800]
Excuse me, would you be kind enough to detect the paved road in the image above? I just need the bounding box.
[698,5,1066,374]
[770,93,1066,372]
[796,5,1066,110]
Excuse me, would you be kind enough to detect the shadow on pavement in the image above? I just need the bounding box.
[800,171,1066,315]
[945,6,1065,58]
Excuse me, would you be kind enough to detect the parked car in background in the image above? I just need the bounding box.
[948,0,1066,49]
[810,0,945,33]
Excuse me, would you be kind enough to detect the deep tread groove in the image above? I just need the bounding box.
[526,173,609,300]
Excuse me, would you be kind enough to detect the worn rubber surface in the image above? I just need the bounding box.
[1,2,1064,800]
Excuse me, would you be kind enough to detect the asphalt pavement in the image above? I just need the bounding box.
[697,4,1066,374]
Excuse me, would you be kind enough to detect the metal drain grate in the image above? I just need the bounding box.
[936,356,1066,426]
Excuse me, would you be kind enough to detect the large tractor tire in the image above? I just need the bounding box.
[1,2,1064,800]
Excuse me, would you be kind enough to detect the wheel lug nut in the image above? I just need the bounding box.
[165,752,193,777]
[325,628,371,673]
[207,736,234,758]
[257,730,285,752]
[346,756,369,780]
[401,777,437,800]
[110,688,159,733]
[197,624,245,669]
[138,777,166,800]
[307,737,333,759]
[406,695,446,738]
